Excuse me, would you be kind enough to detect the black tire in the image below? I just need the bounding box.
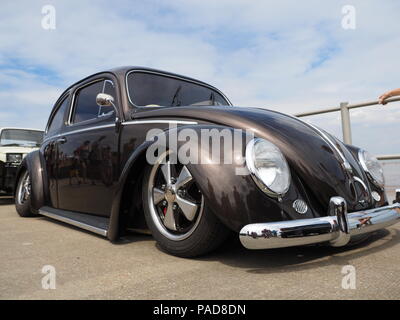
[15,169,36,217]
[142,159,230,258]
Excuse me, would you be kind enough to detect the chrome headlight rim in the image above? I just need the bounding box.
[245,138,291,197]
[358,149,385,188]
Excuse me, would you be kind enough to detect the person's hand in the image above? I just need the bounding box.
[379,92,392,105]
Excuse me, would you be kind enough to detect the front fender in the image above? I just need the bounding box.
[110,124,320,238]
[173,125,309,231]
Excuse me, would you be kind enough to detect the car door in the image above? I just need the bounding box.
[42,93,72,208]
[56,77,120,217]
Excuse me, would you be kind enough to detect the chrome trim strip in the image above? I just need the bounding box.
[122,120,198,126]
[353,176,372,203]
[42,134,59,143]
[239,196,400,250]
[39,208,108,236]
[43,120,198,143]
[286,113,353,172]
[42,124,116,143]
[306,122,352,171]
[63,124,116,136]
[353,176,369,191]
[125,69,233,107]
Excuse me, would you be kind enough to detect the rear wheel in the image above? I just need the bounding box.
[142,151,229,257]
[15,169,36,217]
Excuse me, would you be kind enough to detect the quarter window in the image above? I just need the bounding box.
[72,80,116,124]
[47,95,69,136]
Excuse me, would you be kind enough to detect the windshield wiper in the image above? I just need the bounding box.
[210,92,215,105]
[171,85,182,106]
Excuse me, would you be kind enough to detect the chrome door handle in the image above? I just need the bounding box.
[57,137,67,144]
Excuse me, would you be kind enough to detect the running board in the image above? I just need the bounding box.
[39,206,109,237]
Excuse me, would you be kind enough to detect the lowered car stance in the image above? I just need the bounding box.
[15,67,400,257]
[0,128,43,198]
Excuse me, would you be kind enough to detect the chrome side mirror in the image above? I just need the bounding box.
[96,93,114,107]
[96,93,121,132]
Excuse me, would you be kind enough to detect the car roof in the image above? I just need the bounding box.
[61,66,220,96]
[110,66,215,87]
[51,66,227,113]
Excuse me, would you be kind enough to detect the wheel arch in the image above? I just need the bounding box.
[108,141,152,241]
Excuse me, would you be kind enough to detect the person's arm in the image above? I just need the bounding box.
[379,88,400,105]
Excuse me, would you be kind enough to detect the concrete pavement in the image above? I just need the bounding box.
[0,199,399,300]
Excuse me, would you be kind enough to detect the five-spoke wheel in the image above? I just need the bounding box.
[142,151,229,257]
[148,153,204,240]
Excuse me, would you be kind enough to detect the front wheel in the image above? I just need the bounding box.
[15,169,36,217]
[142,152,230,257]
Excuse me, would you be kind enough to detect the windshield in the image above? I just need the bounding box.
[0,129,44,147]
[127,72,230,107]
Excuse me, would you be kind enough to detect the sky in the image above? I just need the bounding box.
[0,0,399,156]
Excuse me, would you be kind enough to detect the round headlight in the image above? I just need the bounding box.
[358,150,385,187]
[246,138,291,196]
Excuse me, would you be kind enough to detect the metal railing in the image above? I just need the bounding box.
[294,96,400,160]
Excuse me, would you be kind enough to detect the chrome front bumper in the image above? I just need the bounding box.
[239,195,400,250]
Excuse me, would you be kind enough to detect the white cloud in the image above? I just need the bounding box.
[0,0,399,155]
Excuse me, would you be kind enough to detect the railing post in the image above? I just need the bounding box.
[340,102,352,144]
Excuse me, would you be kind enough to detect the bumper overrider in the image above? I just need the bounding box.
[239,192,400,250]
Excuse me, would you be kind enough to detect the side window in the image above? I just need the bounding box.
[47,96,69,136]
[72,80,116,124]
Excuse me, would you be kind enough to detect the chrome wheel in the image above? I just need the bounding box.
[148,152,204,241]
[17,171,31,205]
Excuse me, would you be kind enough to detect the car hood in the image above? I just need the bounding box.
[134,105,371,212]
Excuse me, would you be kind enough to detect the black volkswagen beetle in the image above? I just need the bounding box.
[15,67,400,257]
